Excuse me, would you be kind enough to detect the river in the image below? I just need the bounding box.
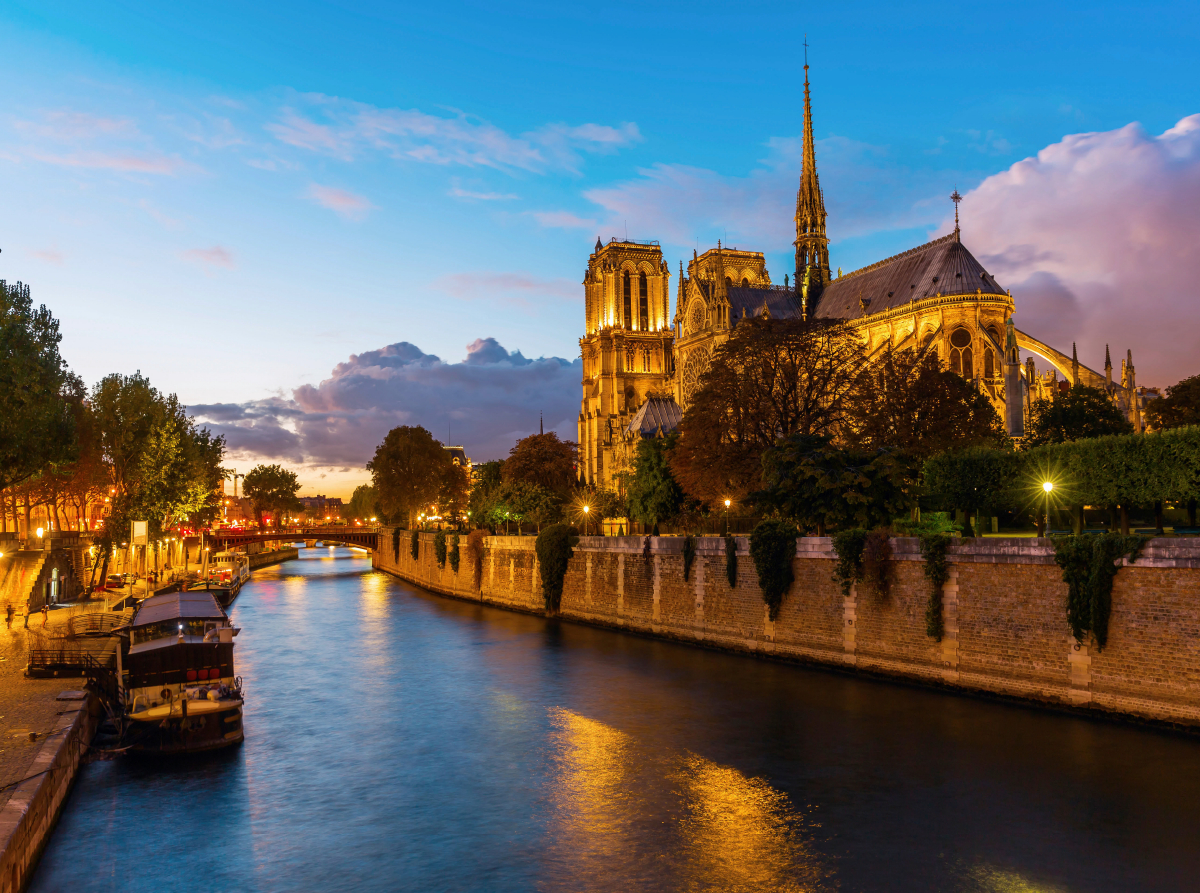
[29,546,1200,892]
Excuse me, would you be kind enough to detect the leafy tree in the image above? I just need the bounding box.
[1145,374,1200,430]
[503,432,578,498]
[0,280,77,494]
[1025,385,1133,446]
[574,484,623,532]
[346,484,378,521]
[439,460,471,526]
[624,434,684,529]
[849,345,1006,462]
[755,433,910,535]
[367,425,449,526]
[242,464,300,526]
[468,459,505,529]
[490,480,561,532]
[671,317,865,507]
[921,446,1023,535]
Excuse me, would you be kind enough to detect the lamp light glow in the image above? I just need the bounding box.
[1042,481,1054,493]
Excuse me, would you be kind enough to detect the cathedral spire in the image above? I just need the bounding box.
[795,40,829,311]
[1071,342,1079,389]
[1105,344,1113,388]
[714,239,728,300]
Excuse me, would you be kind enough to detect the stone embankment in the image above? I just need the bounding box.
[248,546,299,570]
[375,533,1200,729]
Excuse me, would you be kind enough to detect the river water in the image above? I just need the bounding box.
[30,547,1200,892]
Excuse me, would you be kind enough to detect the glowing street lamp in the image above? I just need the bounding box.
[1041,481,1055,537]
[583,504,590,536]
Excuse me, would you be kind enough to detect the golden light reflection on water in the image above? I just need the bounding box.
[546,708,831,892]
[965,865,1069,893]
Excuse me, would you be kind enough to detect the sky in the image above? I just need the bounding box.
[3,1,1198,498]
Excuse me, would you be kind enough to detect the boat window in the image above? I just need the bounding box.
[131,618,210,646]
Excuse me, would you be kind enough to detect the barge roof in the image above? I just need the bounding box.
[133,590,226,627]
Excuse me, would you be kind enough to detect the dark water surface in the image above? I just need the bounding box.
[31,547,1200,892]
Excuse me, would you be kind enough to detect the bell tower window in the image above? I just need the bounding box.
[638,272,648,331]
[623,272,632,328]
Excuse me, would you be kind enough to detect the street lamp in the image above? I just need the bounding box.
[583,504,590,536]
[1041,481,1054,537]
[723,499,731,536]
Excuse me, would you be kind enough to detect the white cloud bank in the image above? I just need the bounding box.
[958,115,1200,386]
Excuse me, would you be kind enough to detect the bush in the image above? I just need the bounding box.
[831,528,869,597]
[466,529,486,590]
[449,533,460,573]
[535,523,578,614]
[724,535,738,588]
[410,529,419,561]
[917,532,951,640]
[682,535,696,582]
[433,530,447,567]
[750,520,798,621]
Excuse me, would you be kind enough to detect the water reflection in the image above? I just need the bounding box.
[546,707,829,892]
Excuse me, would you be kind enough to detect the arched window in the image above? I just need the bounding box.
[949,328,973,378]
[725,276,732,289]
[984,347,995,378]
[741,277,749,287]
[642,348,651,372]
[638,272,648,331]
[624,272,633,331]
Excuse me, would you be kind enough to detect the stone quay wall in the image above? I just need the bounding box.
[373,533,1200,729]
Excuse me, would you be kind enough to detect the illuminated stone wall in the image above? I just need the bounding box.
[375,533,1200,728]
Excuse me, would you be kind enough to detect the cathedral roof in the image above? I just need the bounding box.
[813,233,1007,321]
[625,395,682,439]
[727,286,804,321]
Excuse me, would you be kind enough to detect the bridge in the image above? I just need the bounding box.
[204,526,384,552]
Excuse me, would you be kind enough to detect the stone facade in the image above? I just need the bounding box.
[375,533,1200,729]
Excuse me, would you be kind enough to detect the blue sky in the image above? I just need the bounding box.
[3,1,1199,496]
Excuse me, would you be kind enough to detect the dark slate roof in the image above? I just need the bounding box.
[727,286,804,322]
[814,234,1007,321]
[132,591,226,628]
[625,395,683,438]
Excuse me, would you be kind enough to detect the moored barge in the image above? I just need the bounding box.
[121,590,244,753]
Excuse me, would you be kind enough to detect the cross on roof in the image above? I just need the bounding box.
[950,187,963,237]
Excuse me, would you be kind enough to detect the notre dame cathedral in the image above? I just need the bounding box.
[578,64,1149,489]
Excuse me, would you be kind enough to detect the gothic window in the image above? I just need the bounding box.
[688,300,706,334]
[984,347,995,378]
[741,277,749,287]
[623,271,632,328]
[949,328,973,378]
[625,346,635,371]
[638,272,648,331]
[725,276,732,289]
[642,348,651,372]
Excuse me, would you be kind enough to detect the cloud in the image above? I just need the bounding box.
[433,271,577,311]
[193,337,580,466]
[306,183,375,220]
[181,246,235,270]
[14,110,137,141]
[266,93,640,173]
[582,135,948,252]
[30,248,64,265]
[29,150,196,175]
[951,114,1200,386]
[15,109,199,176]
[530,210,597,229]
[448,185,518,201]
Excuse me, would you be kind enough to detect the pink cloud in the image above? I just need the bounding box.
[306,184,375,220]
[181,246,235,270]
[31,151,196,175]
[30,248,64,266]
[529,210,597,229]
[950,114,1200,387]
[15,110,137,141]
[434,271,577,311]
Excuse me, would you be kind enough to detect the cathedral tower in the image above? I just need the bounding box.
[578,238,673,487]
[795,54,830,315]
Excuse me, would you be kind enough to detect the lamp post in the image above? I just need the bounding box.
[1041,481,1054,537]
[723,499,731,536]
[583,505,590,536]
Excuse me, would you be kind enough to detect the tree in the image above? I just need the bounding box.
[503,432,578,498]
[368,425,450,527]
[921,446,1023,535]
[1145,374,1200,430]
[849,346,1006,462]
[671,316,865,507]
[1025,386,1133,446]
[490,480,561,533]
[439,461,471,526]
[754,433,910,535]
[242,464,299,526]
[346,484,378,521]
[0,280,77,494]
[624,434,684,529]
[468,460,504,530]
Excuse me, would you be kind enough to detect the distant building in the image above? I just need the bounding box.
[298,495,344,520]
[444,445,472,472]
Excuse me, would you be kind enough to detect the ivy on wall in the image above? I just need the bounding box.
[410,529,419,561]
[682,535,696,582]
[831,529,869,597]
[536,523,577,614]
[724,535,738,588]
[749,520,798,621]
[392,527,401,562]
[449,533,460,573]
[434,530,447,568]
[862,528,892,600]
[1051,533,1148,650]
[467,530,486,590]
[917,532,951,640]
